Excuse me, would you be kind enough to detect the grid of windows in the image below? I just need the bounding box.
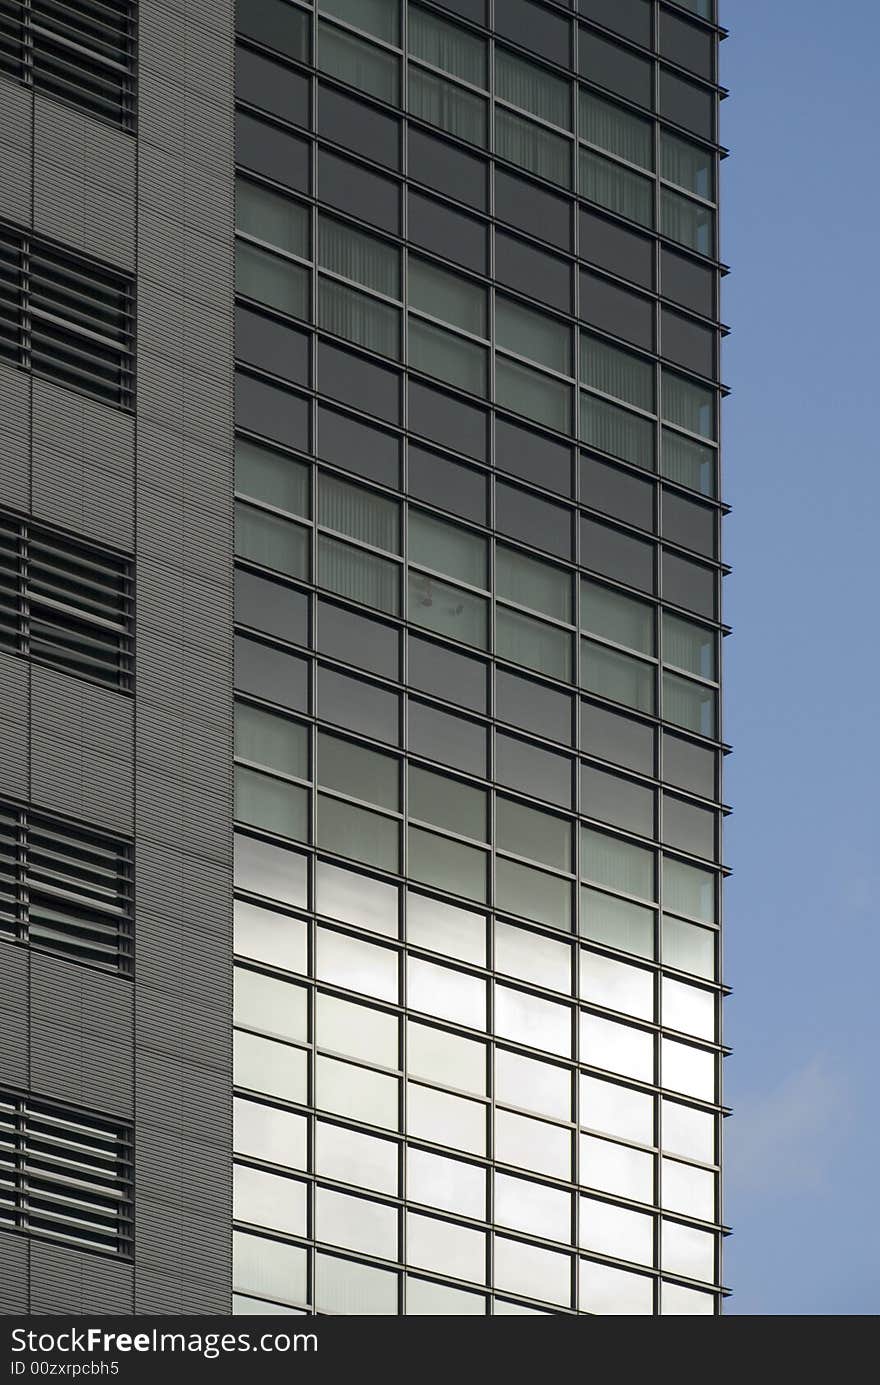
[232,0,725,1317]
[0,508,134,691]
[0,799,133,972]
[0,1089,133,1257]
[0,1,136,129]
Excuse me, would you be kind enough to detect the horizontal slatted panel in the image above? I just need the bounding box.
[0,512,23,656]
[0,802,24,944]
[28,242,134,409]
[27,811,132,970]
[26,523,133,690]
[29,0,135,128]
[0,1,24,82]
[0,1092,132,1256]
[0,226,22,367]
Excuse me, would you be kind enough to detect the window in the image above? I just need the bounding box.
[234,1163,307,1239]
[579,28,651,108]
[236,178,309,258]
[319,474,399,553]
[409,6,486,86]
[580,1130,653,1201]
[408,66,487,145]
[580,392,654,471]
[0,1090,132,1256]
[407,1147,486,1220]
[660,188,715,257]
[316,1187,398,1260]
[580,884,655,959]
[580,91,652,170]
[494,1236,571,1309]
[496,296,571,376]
[236,500,309,580]
[580,1258,653,1315]
[496,1172,571,1242]
[408,571,488,649]
[407,1083,486,1155]
[581,826,655,901]
[582,579,654,656]
[408,825,487,902]
[0,802,132,972]
[0,511,133,691]
[318,534,399,614]
[581,333,654,414]
[497,606,572,682]
[496,48,571,129]
[580,1071,653,1146]
[234,965,308,1044]
[496,918,570,993]
[581,638,655,715]
[318,22,400,105]
[409,257,487,337]
[409,764,487,840]
[0,0,137,128]
[495,108,571,188]
[320,0,399,44]
[580,1195,653,1266]
[316,1120,398,1195]
[581,1011,652,1083]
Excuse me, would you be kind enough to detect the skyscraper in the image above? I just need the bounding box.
[0,0,726,1316]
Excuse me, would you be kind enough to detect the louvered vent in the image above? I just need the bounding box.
[28,241,134,407]
[0,800,132,970]
[0,1092,132,1257]
[0,1,135,128]
[26,522,133,687]
[0,512,23,655]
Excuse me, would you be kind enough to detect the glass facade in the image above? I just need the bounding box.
[232,0,726,1316]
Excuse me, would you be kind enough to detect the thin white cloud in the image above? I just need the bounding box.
[725,1053,853,1198]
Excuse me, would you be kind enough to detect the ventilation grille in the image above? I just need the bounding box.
[0,509,133,691]
[0,1,136,129]
[0,801,132,971]
[0,222,134,409]
[0,1092,133,1257]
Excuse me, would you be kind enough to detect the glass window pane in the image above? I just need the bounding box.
[316,1186,398,1260]
[318,533,400,615]
[661,1157,715,1221]
[234,965,307,1043]
[319,215,401,296]
[407,1082,486,1155]
[497,545,571,623]
[316,1054,399,1129]
[234,1163,307,1239]
[581,826,655,901]
[496,796,571,871]
[319,22,400,104]
[408,570,488,648]
[406,891,486,966]
[496,856,572,932]
[320,0,399,44]
[662,1281,715,1315]
[314,1251,398,1315]
[580,393,655,470]
[235,766,308,838]
[662,372,715,440]
[663,856,715,923]
[581,638,655,714]
[316,925,398,1002]
[316,992,398,1067]
[316,793,399,872]
[407,1211,485,1283]
[496,296,571,375]
[496,48,571,129]
[233,1231,307,1308]
[316,860,399,938]
[662,1220,715,1282]
[663,670,715,736]
[496,984,571,1058]
[579,147,652,227]
[236,177,310,256]
[234,1096,307,1168]
[316,1120,399,1195]
[408,509,487,587]
[495,1236,572,1309]
[580,90,652,169]
[235,832,309,909]
[495,1108,571,1180]
[409,316,488,394]
[661,1097,715,1164]
[319,278,401,357]
[409,6,486,86]
[408,67,488,146]
[579,1258,653,1315]
[406,1277,485,1315]
[660,130,714,201]
[662,427,716,497]
[409,257,487,336]
[661,1037,714,1101]
[580,1195,653,1266]
[580,1131,653,1202]
[236,501,308,579]
[580,1072,654,1145]
[407,1147,486,1219]
[408,825,488,902]
[496,1172,571,1242]
[580,950,653,1021]
[497,605,572,682]
[662,915,715,980]
[660,187,714,256]
[495,920,570,993]
[237,241,309,319]
[581,332,654,413]
[496,108,571,189]
[581,1011,653,1083]
[318,730,399,810]
[496,1048,571,1122]
[407,1019,486,1097]
[408,956,486,1028]
[234,1030,308,1104]
[663,612,715,679]
[235,703,308,778]
[663,976,715,1042]
[236,438,309,516]
[581,579,654,655]
[409,764,487,840]
[580,885,655,960]
[495,354,572,433]
[319,473,399,552]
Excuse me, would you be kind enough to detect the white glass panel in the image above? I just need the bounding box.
[662,1220,715,1282]
[234,1165,307,1237]
[314,1252,398,1315]
[579,1258,653,1315]
[316,993,398,1068]
[495,985,571,1058]
[407,1082,486,1156]
[579,1195,653,1266]
[494,1236,571,1308]
[581,826,655,901]
[495,1173,571,1243]
[496,1109,571,1180]
[234,899,308,973]
[315,926,399,1002]
[315,860,398,938]
[580,1073,653,1146]
[661,1157,715,1221]
[661,1099,714,1164]
[661,1281,715,1315]
[407,1211,486,1283]
[579,950,654,1021]
[234,1030,308,1105]
[580,1132,653,1203]
[234,966,308,1044]
[663,856,716,923]
[316,1055,399,1130]
[581,1011,653,1082]
[406,1276,485,1315]
[407,956,486,1029]
[235,833,308,908]
[233,1232,307,1308]
[316,1187,398,1260]
[316,1120,399,1196]
[406,1020,486,1095]
[661,1037,714,1100]
[407,1148,486,1220]
[406,892,487,965]
[662,976,715,1041]
[495,920,571,993]
[233,1097,307,1169]
[233,1295,303,1315]
[662,914,716,979]
[496,1049,571,1122]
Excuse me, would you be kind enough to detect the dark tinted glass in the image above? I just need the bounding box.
[581,515,655,592]
[236,306,310,385]
[577,0,651,47]
[659,69,714,140]
[580,453,654,530]
[236,46,311,127]
[496,232,572,314]
[661,489,716,559]
[436,0,486,21]
[236,373,310,450]
[408,380,488,462]
[579,207,653,290]
[660,11,714,81]
[409,128,488,211]
[235,568,310,645]
[318,405,401,488]
[661,309,715,379]
[408,635,488,712]
[496,0,571,66]
[235,633,309,711]
[496,731,573,808]
[580,29,651,107]
[236,112,310,193]
[318,598,400,678]
[581,761,654,836]
[660,247,715,318]
[662,550,716,618]
[318,340,401,424]
[496,668,573,745]
[408,699,488,775]
[496,417,572,497]
[580,270,654,351]
[408,445,488,524]
[408,191,488,275]
[580,699,654,775]
[319,84,401,169]
[496,482,572,560]
[319,149,400,233]
[662,731,716,798]
[317,665,400,743]
[237,0,310,61]
[496,168,572,252]
[663,794,715,859]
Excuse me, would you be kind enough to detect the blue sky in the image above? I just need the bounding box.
[722,0,880,1313]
